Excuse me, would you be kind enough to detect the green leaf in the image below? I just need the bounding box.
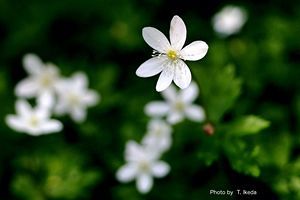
[227,115,270,136]
[224,139,261,177]
[256,132,291,168]
[193,64,242,123]
[12,149,101,200]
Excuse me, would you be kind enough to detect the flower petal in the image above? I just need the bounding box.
[144,101,169,117]
[143,136,171,154]
[15,78,39,97]
[161,84,177,102]
[37,91,55,111]
[16,100,32,117]
[136,57,167,77]
[151,161,170,178]
[180,81,199,103]
[142,27,171,53]
[167,111,184,124]
[54,78,67,92]
[147,118,171,133]
[45,63,59,76]
[34,106,50,121]
[159,137,172,152]
[83,91,100,106]
[41,120,63,134]
[23,54,43,75]
[185,105,205,122]
[142,119,172,153]
[170,15,186,50]
[173,60,191,89]
[125,140,145,162]
[73,71,87,89]
[24,126,42,136]
[71,107,86,123]
[137,173,153,194]
[180,41,208,61]
[54,100,67,115]
[156,65,174,92]
[6,115,24,132]
[116,163,138,182]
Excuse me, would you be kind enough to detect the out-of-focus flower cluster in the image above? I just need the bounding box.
[116,82,205,193]
[6,54,100,136]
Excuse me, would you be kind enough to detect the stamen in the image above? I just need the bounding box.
[40,74,52,87]
[152,50,162,57]
[139,160,150,172]
[68,93,80,106]
[29,116,39,127]
[174,101,185,111]
[154,127,163,136]
[167,50,178,60]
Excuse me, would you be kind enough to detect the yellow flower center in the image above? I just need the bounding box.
[155,128,163,137]
[40,74,53,87]
[139,160,150,172]
[167,50,178,60]
[68,93,80,106]
[29,116,39,127]
[174,101,185,111]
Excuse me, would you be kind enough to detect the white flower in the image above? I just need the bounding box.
[55,72,100,123]
[6,100,62,136]
[212,5,247,37]
[136,15,208,92]
[142,119,172,154]
[145,82,205,124]
[15,54,60,104]
[116,140,170,194]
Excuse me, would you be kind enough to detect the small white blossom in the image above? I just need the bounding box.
[15,54,60,105]
[116,140,170,194]
[6,100,62,136]
[212,5,247,37]
[55,72,100,123]
[142,119,172,154]
[136,15,208,92]
[145,82,205,124]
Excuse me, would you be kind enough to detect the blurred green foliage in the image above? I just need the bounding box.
[12,148,100,200]
[0,0,299,199]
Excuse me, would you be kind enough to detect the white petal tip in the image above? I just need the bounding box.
[172,15,180,19]
[142,27,152,36]
[135,69,144,77]
[156,85,168,92]
[177,83,190,90]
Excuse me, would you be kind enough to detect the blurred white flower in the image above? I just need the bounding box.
[55,72,100,123]
[15,54,60,105]
[116,140,170,194]
[145,82,205,124]
[142,119,172,154]
[136,15,208,92]
[37,91,55,111]
[6,100,62,136]
[212,5,247,37]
